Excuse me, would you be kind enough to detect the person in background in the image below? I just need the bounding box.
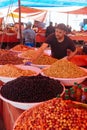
[66,25,72,34]
[22,22,36,47]
[32,24,38,33]
[45,21,55,37]
[14,22,24,42]
[79,22,84,31]
[31,23,77,61]
[54,22,58,28]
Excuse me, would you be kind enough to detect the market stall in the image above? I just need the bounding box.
[1,80,87,130]
[0,45,87,130]
[1,84,87,130]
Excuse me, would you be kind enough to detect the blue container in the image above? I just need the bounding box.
[25,42,35,47]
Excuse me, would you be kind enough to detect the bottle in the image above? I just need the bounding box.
[65,89,69,95]
[70,87,76,101]
[70,90,76,101]
[72,82,78,93]
[70,87,74,92]
[62,89,70,99]
[64,94,69,100]
[75,84,82,102]
[81,88,87,103]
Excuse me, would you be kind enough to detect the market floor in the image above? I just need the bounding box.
[0,117,6,130]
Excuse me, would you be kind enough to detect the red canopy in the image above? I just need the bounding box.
[14,6,46,14]
[64,7,87,14]
[59,7,87,25]
[13,6,47,22]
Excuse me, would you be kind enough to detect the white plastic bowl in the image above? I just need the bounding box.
[0,80,65,110]
[0,94,41,110]
[51,76,87,86]
[0,83,65,110]
[41,67,87,86]
[0,65,41,83]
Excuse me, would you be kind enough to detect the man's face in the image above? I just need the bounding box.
[55,28,66,40]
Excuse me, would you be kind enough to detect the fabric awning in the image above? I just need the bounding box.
[61,6,87,14]
[14,6,46,14]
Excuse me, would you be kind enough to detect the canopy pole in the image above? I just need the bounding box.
[49,10,51,23]
[18,0,23,44]
[66,12,69,25]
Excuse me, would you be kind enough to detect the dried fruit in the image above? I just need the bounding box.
[13,98,87,130]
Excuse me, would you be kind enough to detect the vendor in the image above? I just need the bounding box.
[31,23,77,61]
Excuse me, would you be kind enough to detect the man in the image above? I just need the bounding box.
[32,23,77,61]
[45,22,55,37]
[22,22,36,47]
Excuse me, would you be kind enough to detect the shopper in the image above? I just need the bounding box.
[22,22,36,47]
